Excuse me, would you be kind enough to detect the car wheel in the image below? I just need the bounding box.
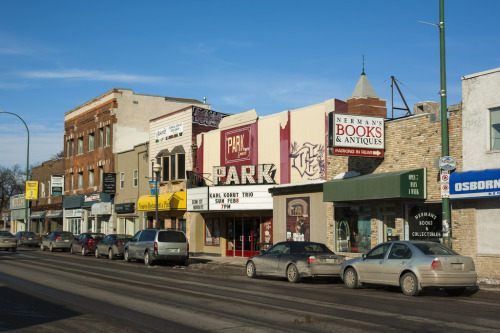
[344,267,359,289]
[144,251,154,266]
[246,261,257,278]
[40,243,45,251]
[81,246,87,256]
[108,248,114,260]
[400,272,419,296]
[286,264,301,283]
[49,243,54,252]
[70,245,75,254]
[445,287,466,296]
[95,248,100,258]
[124,249,131,262]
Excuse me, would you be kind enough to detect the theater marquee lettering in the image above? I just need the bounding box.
[213,164,275,186]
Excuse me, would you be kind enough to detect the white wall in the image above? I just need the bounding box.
[462,68,500,170]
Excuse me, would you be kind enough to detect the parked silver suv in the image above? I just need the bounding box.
[124,229,189,266]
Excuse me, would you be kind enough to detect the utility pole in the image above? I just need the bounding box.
[439,0,451,247]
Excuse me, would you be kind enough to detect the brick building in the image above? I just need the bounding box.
[30,158,65,234]
[63,88,208,235]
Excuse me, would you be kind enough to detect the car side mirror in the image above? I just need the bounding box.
[362,254,367,260]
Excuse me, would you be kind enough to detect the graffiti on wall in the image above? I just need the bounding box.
[290,142,325,180]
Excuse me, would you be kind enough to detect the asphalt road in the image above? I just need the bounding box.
[1,247,499,332]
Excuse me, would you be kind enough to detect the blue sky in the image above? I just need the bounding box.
[1,0,499,167]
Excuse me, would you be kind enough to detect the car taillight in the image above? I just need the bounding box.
[431,259,443,271]
[154,241,158,252]
[116,241,122,246]
[55,237,62,241]
[20,237,25,240]
[307,256,319,263]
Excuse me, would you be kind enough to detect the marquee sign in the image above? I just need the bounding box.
[213,164,276,186]
[334,114,384,157]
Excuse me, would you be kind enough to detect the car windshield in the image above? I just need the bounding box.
[414,242,458,256]
[90,234,105,239]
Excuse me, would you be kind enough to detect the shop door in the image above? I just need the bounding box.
[226,218,261,257]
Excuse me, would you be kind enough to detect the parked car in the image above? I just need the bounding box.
[0,231,17,252]
[40,231,74,252]
[71,233,105,256]
[245,241,346,283]
[124,229,189,266]
[14,231,40,247]
[340,241,478,296]
[95,234,133,260]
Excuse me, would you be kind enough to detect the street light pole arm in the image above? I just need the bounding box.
[0,110,31,232]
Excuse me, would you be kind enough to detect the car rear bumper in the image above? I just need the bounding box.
[153,253,189,262]
[0,241,17,248]
[420,272,478,288]
[299,263,342,278]
[52,241,72,249]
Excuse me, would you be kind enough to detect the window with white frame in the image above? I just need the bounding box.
[89,133,95,152]
[41,182,46,198]
[120,172,125,189]
[89,169,94,188]
[78,137,84,154]
[491,107,500,150]
[133,169,138,187]
[78,172,83,189]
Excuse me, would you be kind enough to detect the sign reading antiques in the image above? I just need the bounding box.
[333,114,384,157]
[213,164,276,186]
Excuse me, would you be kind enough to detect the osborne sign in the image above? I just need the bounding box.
[333,114,385,157]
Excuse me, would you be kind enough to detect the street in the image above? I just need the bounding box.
[1,247,500,332]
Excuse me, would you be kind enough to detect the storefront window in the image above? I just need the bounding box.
[205,218,220,246]
[335,206,371,253]
[407,203,442,242]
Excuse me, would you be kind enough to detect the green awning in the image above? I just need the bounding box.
[323,168,426,202]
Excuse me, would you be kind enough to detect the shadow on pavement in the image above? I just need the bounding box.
[0,285,80,331]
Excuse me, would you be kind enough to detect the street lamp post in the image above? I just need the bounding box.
[0,110,30,232]
[152,163,162,229]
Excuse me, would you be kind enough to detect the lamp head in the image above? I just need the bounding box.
[152,163,162,173]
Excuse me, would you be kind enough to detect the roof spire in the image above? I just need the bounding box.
[362,55,365,75]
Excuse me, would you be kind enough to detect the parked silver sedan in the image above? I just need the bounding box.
[340,241,477,296]
[246,241,346,283]
[0,231,17,252]
[95,234,132,260]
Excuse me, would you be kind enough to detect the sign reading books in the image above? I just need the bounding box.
[333,114,385,157]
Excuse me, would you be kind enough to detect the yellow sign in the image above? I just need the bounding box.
[26,181,38,200]
[137,192,186,211]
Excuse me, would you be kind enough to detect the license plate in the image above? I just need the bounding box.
[28,238,33,240]
[326,259,336,264]
[64,240,69,242]
[452,263,463,271]
[167,248,179,253]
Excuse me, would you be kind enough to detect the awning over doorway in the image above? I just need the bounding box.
[323,168,426,202]
[137,191,187,212]
[30,211,46,219]
[46,210,63,218]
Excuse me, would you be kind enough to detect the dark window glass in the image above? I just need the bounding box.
[158,231,186,243]
[177,154,185,179]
